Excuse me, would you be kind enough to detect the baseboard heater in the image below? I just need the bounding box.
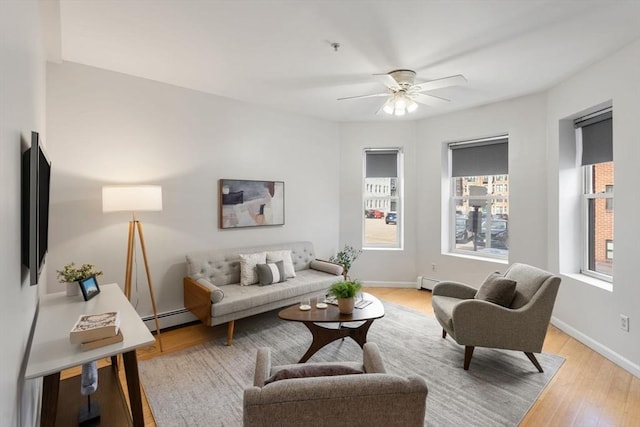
[141,307,193,331]
[416,276,439,291]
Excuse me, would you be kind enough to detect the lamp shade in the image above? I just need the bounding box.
[102,185,163,212]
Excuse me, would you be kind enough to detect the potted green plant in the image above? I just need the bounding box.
[56,263,103,296]
[329,245,362,279]
[329,280,362,314]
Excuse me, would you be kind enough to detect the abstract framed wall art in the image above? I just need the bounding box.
[219,179,285,229]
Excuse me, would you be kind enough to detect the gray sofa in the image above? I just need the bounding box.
[184,241,343,345]
[243,342,429,426]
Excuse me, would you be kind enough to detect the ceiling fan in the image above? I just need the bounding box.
[337,69,467,116]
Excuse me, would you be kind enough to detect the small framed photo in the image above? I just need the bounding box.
[78,275,101,301]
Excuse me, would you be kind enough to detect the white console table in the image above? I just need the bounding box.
[26,283,155,426]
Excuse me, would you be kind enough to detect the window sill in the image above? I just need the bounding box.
[562,273,613,292]
[445,251,508,265]
[363,247,403,251]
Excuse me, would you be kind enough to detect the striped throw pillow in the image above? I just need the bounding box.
[256,261,286,286]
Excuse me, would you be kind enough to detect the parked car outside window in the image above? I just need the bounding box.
[477,218,509,249]
[385,212,397,225]
[455,216,469,243]
[365,209,384,219]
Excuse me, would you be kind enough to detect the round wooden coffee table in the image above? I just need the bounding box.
[278,292,385,363]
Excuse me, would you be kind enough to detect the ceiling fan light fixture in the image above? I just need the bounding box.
[382,99,395,114]
[407,98,418,113]
[339,69,466,117]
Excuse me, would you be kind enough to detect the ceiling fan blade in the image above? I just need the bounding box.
[412,92,450,106]
[413,74,467,93]
[372,73,401,90]
[337,92,389,101]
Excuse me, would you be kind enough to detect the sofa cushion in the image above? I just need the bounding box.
[211,269,339,318]
[264,364,363,385]
[475,272,517,307]
[256,261,286,286]
[239,252,267,286]
[266,250,296,278]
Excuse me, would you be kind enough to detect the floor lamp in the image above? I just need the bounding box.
[102,185,164,352]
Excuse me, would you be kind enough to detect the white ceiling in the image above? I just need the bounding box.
[53,0,640,122]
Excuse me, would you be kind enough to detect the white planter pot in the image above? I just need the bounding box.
[337,297,355,314]
[65,282,79,296]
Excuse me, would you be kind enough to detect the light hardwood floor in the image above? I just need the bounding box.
[64,287,640,426]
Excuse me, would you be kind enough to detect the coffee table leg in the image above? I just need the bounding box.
[346,319,374,348]
[298,319,376,363]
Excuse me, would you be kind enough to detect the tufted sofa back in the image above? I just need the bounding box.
[186,241,317,286]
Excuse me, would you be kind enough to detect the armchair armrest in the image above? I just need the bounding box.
[432,281,477,299]
[253,348,272,387]
[363,342,386,373]
[451,299,548,352]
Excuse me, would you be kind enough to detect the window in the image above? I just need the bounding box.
[576,109,613,280]
[363,149,402,249]
[606,240,614,260]
[449,136,509,258]
[605,185,613,211]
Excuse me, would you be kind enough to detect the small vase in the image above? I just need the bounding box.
[337,297,355,314]
[65,281,79,296]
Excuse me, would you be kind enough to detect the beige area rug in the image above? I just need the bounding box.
[139,300,564,426]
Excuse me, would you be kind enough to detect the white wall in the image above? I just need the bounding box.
[338,122,418,284]
[415,93,549,284]
[0,1,46,425]
[547,39,640,375]
[46,62,341,327]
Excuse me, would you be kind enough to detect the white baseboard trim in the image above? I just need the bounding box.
[362,281,416,288]
[551,316,640,378]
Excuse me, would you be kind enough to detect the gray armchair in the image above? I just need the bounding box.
[243,342,428,426]
[432,263,561,372]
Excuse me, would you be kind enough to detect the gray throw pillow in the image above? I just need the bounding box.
[264,364,363,385]
[475,272,517,307]
[256,260,286,286]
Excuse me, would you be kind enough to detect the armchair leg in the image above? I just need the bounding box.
[442,329,447,339]
[524,352,544,373]
[464,346,474,370]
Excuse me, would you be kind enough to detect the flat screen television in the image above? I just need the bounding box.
[21,131,51,286]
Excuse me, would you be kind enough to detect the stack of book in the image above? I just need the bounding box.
[69,311,123,351]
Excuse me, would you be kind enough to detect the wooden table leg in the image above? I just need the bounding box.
[346,319,375,348]
[40,372,60,427]
[122,350,144,427]
[298,320,376,363]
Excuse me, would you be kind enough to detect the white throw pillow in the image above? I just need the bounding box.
[239,252,267,286]
[266,250,296,278]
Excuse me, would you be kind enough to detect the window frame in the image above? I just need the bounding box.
[362,148,403,250]
[577,111,614,282]
[448,136,509,260]
[449,181,509,260]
